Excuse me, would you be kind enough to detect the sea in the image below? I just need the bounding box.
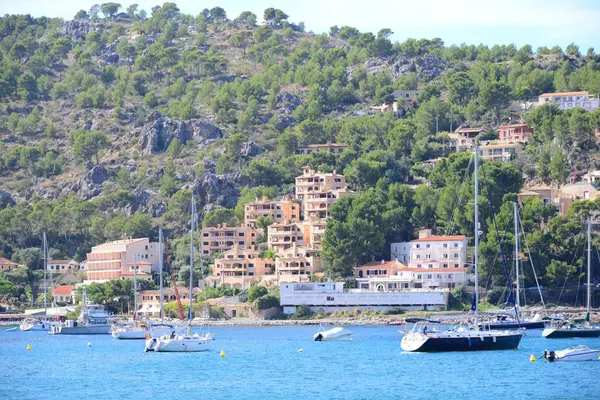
[1,325,598,400]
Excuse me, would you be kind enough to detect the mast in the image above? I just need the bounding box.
[159,228,164,321]
[189,196,195,322]
[43,232,48,316]
[474,146,479,329]
[513,202,521,312]
[133,254,137,321]
[586,218,591,316]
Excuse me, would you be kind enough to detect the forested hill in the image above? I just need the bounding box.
[1,3,600,296]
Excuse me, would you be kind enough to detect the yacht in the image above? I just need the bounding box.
[111,321,175,340]
[401,147,523,352]
[50,288,113,335]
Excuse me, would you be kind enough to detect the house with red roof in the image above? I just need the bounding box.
[0,257,19,272]
[498,124,533,143]
[52,286,75,304]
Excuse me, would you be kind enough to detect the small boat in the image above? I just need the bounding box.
[314,327,352,341]
[405,318,441,324]
[20,318,53,331]
[544,345,600,362]
[111,321,174,340]
[4,326,18,332]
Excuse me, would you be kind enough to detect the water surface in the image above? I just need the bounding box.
[1,326,598,400]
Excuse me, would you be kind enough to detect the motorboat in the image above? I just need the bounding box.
[401,324,523,352]
[145,329,213,352]
[19,318,54,331]
[314,327,352,341]
[401,148,523,352]
[111,321,175,340]
[544,345,600,362]
[50,288,113,335]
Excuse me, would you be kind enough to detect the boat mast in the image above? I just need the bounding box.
[159,228,164,321]
[133,254,137,321]
[586,218,591,316]
[189,196,195,322]
[474,146,479,329]
[513,202,521,312]
[43,232,48,316]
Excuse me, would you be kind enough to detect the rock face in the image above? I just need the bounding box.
[87,164,109,185]
[276,92,302,114]
[139,111,223,154]
[75,164,111,200]
[348,55,450,81]
[62,19,95,40]
[240,141,262,158]
[194,172,247,208]
[0,190,15,209]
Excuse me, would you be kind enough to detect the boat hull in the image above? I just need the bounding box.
[401,332,522,352]
[20,323,51,331]
[145,336,212,352]
[50,325,111,335]
[542,328,600,339]
[479,321,546,330]
[112,327,173,340]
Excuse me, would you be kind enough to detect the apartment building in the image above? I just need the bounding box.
[200,224,259,256]
[85,238,160,282]
[275,243,323,282]
[301,220,327,251]
[295,143,349,155]
[479,142,521,162]
[391,230,468,270]
[362,267,468,290]
[295,167,347,201]
[244,196,300,228]
[267,221,304,253]
[498,124,533,142]
[303,189,352,220]
[206,246,275,289]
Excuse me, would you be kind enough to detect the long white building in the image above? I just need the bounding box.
[391,229,468,270]
[280,282,447,314]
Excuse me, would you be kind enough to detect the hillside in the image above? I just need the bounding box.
[1,3,600,307]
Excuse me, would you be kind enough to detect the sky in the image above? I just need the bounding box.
[2,0,600,50]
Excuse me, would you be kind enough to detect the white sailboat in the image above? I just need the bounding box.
[20,233,56,332]
[401,147,523,352]
[145,197,213,352]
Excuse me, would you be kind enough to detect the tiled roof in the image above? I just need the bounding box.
[398,267,468,272]
[539,91,588,98]
[356,260,407,269]
[411,235,466,243]
[53,286,74,294]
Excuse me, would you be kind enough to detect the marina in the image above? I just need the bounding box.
[2,325,599,399]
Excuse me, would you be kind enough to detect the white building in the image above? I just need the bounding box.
[361,267,468,291]
[280,282,447,314]
[46,260,84,274]
[522,91,600,111]
[85,238,160,282]
[392,229,468,270]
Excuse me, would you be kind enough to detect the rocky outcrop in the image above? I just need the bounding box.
[86,164,109,185]
[0,190,16,209]
[240,141,262,158]
[348,55,450,81]
[139,111,223,154]
[194,172,248,208]
[62,19,96,40]
[276,92,302,114]
[75,164,111,199]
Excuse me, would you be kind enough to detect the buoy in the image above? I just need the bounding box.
[220,349,225,357]
[26,344,31,351]
[87,342,92,347]
[298,349,304,353]
[349,338,354,341]
[530,354,536,362]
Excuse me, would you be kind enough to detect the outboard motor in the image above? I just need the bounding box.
[544,350,556,362]
[315,333,323,342]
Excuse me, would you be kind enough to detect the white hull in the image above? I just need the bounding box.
[545,345,600,362]
[145,333,213,352]
[314,327,352,341]
[20,321,52,331]
[50,324,111,335]
[112,327,173,340]
[556,351,600,362]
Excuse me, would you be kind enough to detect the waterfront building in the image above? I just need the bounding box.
[205,246,275,289]
[52,286,75,304]
[361,267,468,291]
[295,143,349,155]
[46,259,84,274]
[275,244,323,282]
[498,124,533,142]
[244,196,300,228]
[200,224,259,256]
[280,282,447,314]
[267,221,304,253]
[353,260,406,280]
[85,238,160,282]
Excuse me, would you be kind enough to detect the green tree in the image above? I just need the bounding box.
[478,81,511,123]
[100,2,121,18]
[202,208,238,228]
[71,131,109,164]
[248,285,268,302]
[74,10,89,19]
[447,72,476,106]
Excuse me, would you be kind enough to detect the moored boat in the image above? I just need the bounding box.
[544,345,600,362]
[19,318,53,331]
[50,288,113,335]
[314,327,352,341]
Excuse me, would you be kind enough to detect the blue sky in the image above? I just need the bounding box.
[4,0,600,50]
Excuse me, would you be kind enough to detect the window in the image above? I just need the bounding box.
[427,275,432,279]
[454,254,459,259]
[203,242,208,246]
[426,244,430,248]
[416,255,421,259]
[454,243,458,248]
[417,275,422,279]
[145,246,148,250]
[203,233,209,237]
[238,232,245,237]
[454,264,459,268]
[416,244,421,249]
[443,254,448,259]
[238,241,244,245]
[428,264,433,268]
[443,243,448,248]
[449,274,454,279]
[417,264,421,268]
[443,264,448,268]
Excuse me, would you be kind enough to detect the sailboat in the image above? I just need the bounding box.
[478,203,546,330]
[112,230,173,339]
[145,197,213,352]
[20,233,56,332]
[542,219,600,339]
[401,147,524,352]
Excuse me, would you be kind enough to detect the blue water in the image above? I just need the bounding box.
[1,325,599,400]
